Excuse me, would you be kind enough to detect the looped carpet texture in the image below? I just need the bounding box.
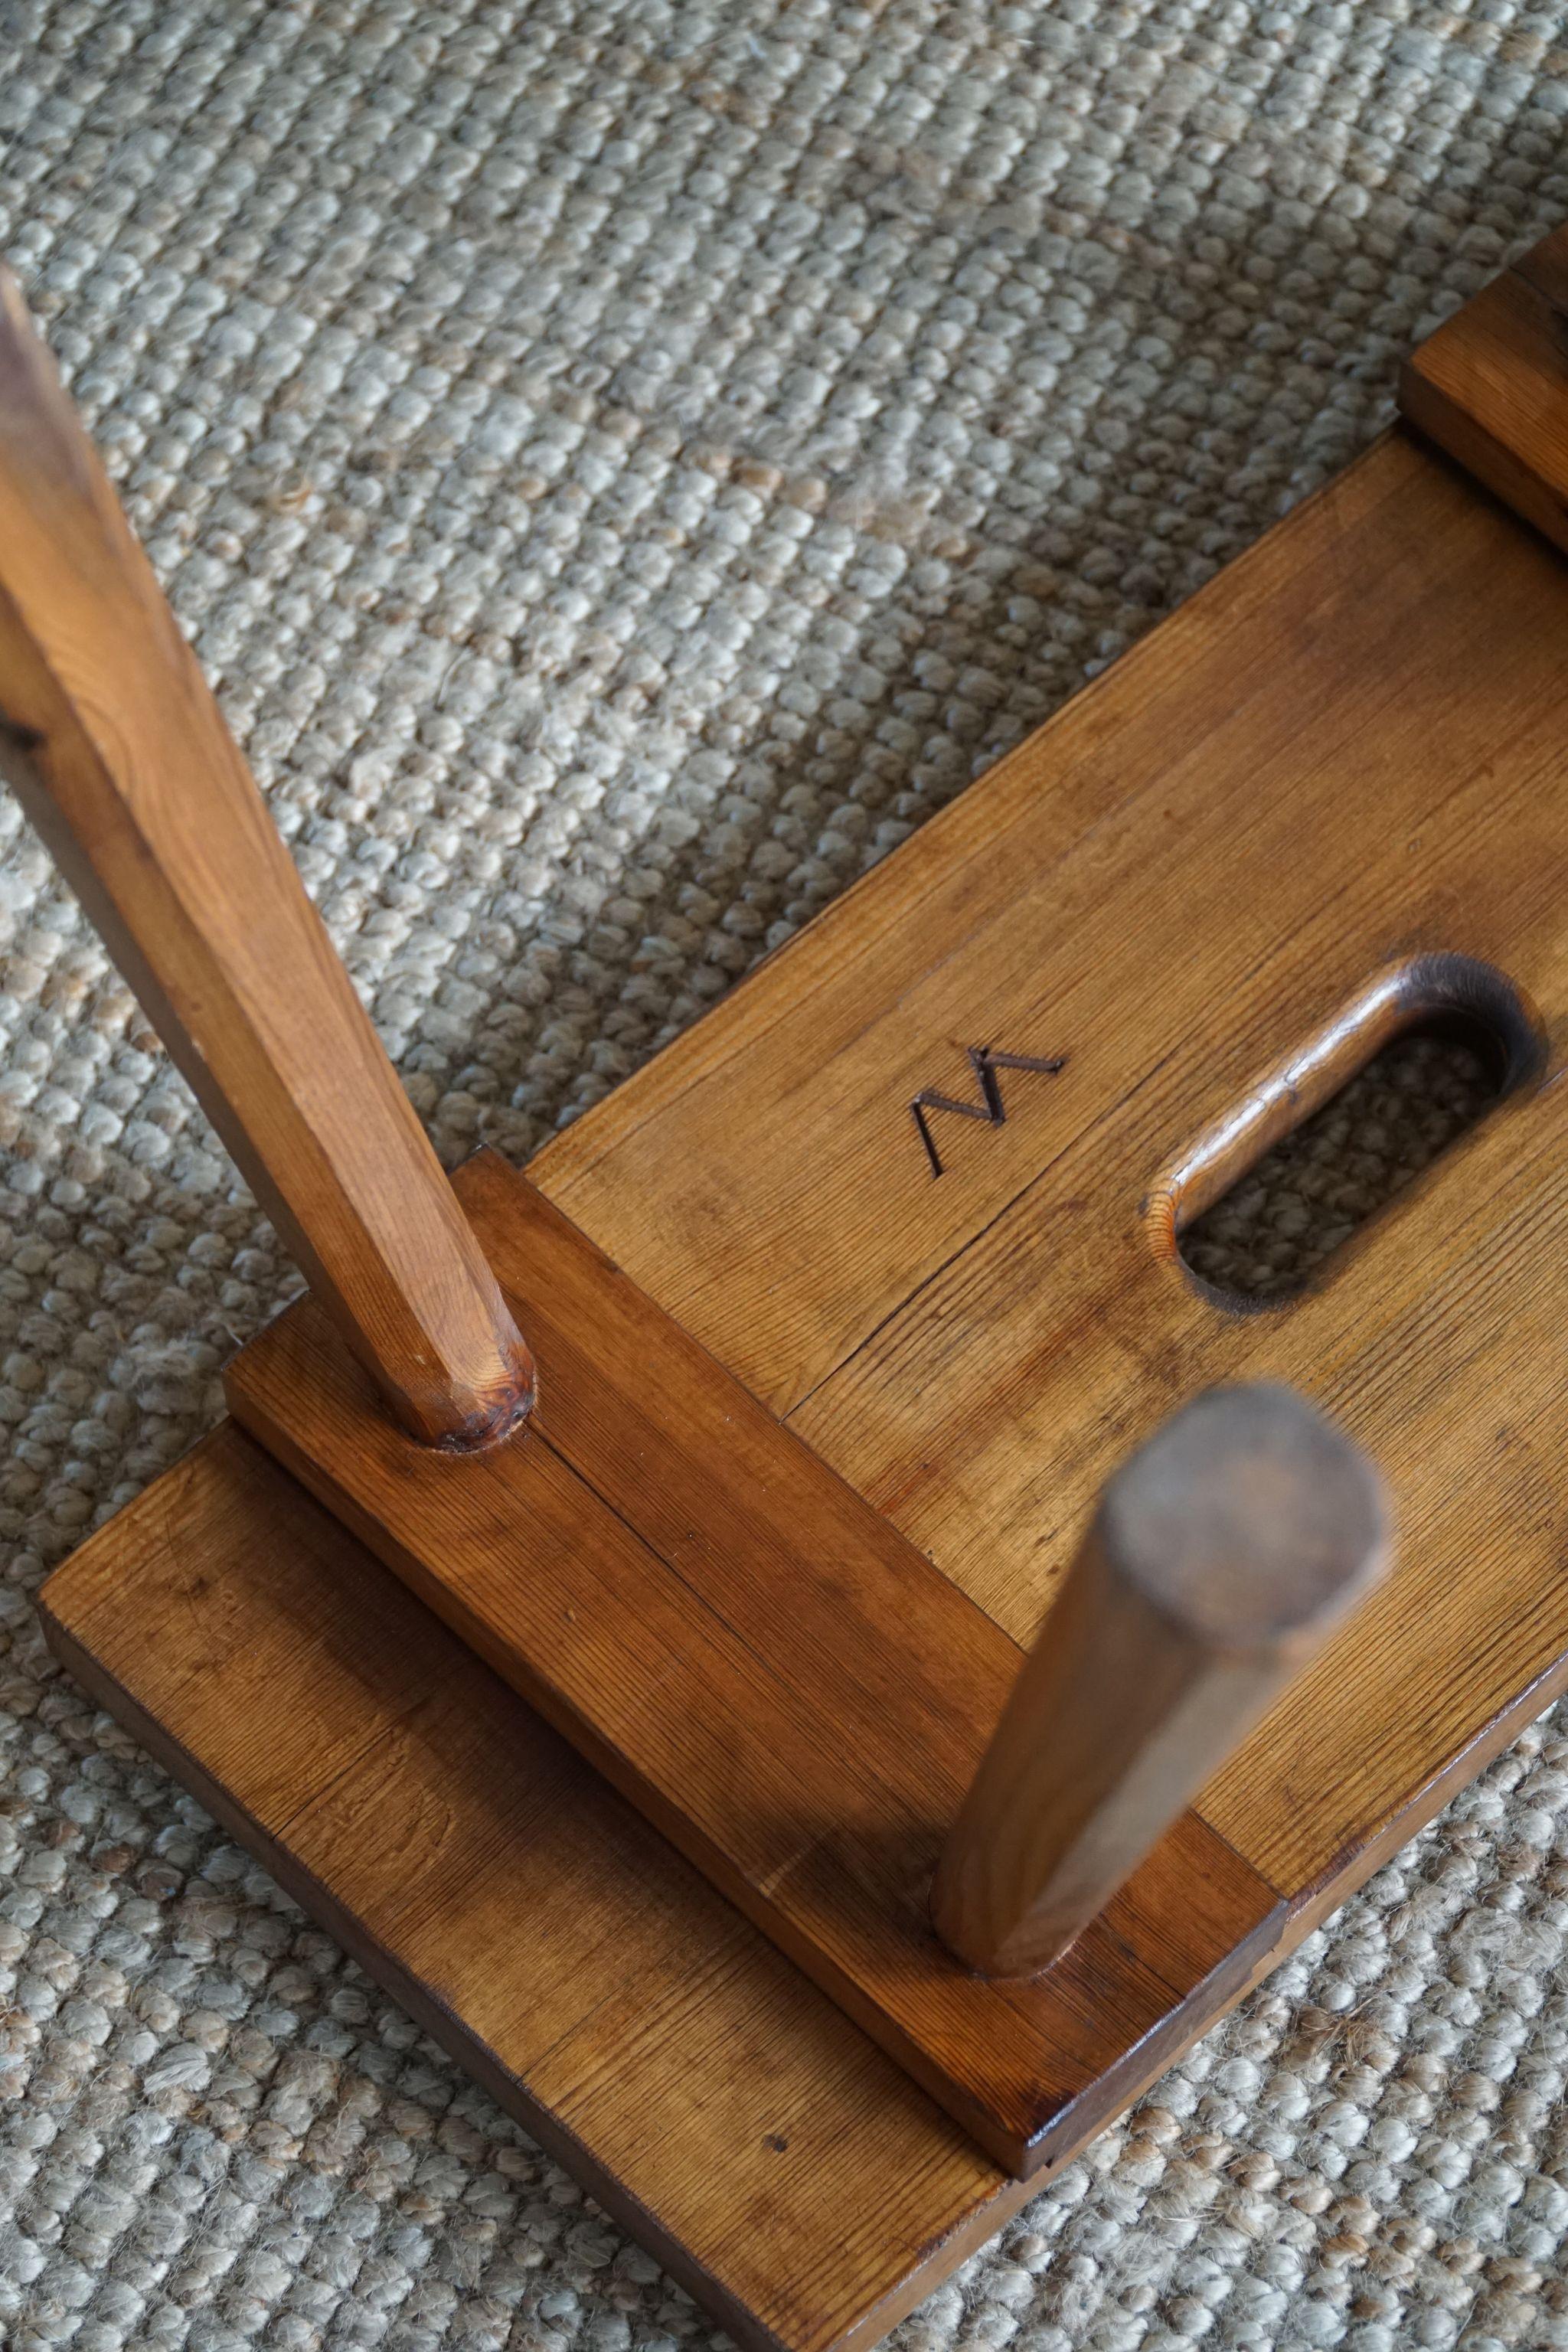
[3,5,1568,2348]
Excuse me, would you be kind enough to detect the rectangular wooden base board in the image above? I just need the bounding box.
[38,1422,1561,2352]
[36,371,1568,2347]
[29,1425,1203,2352]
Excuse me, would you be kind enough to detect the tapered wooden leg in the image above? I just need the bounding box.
[931,1385,1390,1980]
[0,268,533,1447]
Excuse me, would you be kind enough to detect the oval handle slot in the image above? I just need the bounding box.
[1152,954,1543,1308]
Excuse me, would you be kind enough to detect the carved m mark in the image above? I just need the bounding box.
[910,1046,1067,1178]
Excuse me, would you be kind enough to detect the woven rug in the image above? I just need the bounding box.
[3,5,1568,2347]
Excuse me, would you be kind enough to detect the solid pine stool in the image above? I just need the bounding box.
[13,224,1568,2350]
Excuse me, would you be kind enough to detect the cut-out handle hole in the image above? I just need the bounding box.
[1155,957,1541,1309]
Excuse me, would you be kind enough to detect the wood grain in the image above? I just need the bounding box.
[1399,224,1568,555]
[0,268,533,1446]
[38,1429,1024,2352]
[225,1152,1277,2177]
[36,227,1568,2352]
[38,1397,1560,2352]
[531,426,1568,1914]
[932,1387,1389,1978]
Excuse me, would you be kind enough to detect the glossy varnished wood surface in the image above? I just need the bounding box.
[40,407,1568,2347]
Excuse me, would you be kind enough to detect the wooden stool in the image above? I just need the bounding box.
[9,225,1568,2350]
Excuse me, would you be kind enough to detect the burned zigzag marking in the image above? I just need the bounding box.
[910,1047,1067,1178]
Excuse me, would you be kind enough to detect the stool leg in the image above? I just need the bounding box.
[0,267,534,1448]
[932,1384,1389,1979]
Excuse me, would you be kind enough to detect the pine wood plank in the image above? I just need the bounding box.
[38,1432,1015,2352]
[534,435,1447,1407]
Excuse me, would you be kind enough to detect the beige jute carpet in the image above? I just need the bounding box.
[4,5,1568,2348]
